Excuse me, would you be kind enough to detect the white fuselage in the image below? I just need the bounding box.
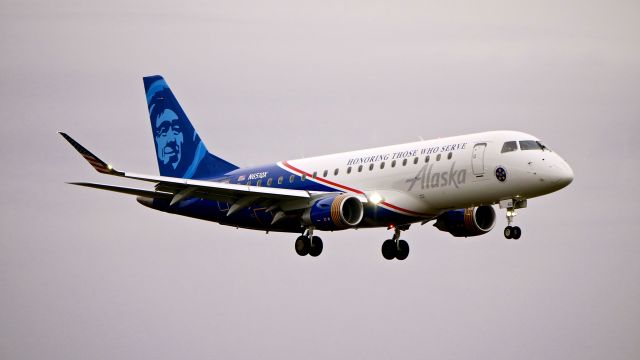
[281,130,573,219]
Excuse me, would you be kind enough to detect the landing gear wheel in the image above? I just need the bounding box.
[512,226,521,240]
[308,236,323,257]
[295,235,310,256]
[504,226,513,239]
[381,239,396,260]
[396,240,410,261]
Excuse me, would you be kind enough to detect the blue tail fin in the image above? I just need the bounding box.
[143,75,238,179]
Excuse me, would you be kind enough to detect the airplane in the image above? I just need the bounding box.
[60,75,574,260]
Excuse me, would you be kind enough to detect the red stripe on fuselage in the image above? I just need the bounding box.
[281,161,363,194]
[281,161,430,217]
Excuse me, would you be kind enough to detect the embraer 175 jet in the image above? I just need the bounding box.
[60,75,574,260]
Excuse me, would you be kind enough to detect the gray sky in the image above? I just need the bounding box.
[1,1,639,359]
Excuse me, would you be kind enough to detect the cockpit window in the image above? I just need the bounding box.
[520,140,547,151]
[501,141,518,153]
[537,141,550,151]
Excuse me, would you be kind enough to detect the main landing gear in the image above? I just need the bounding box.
[295,228,323,257]
[501,199,526,240]
[381,225,410,260]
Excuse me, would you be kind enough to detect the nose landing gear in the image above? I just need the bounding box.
[381,225,410,260]
[504,225,522,240]
[500,199,526,240]
[503,208,522,239]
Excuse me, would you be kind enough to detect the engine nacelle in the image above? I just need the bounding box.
[302,194,364,231]
[433,205,496,237]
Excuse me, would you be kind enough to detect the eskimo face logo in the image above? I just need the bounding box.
[154,108,184,169]
[146,78,205,179]
[495,166,507,182]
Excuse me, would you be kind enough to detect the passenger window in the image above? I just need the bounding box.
[520,140,544,151]
[425,155,430,163]
[380,162,385,169]
[501,141,518,153]
[301,174,306,181]
[413,157,418,164]
[334,168,339,176]
[267,178,273,186]
[436,154,441,161]
[312,171,317,179]
[323,170,328,177]
[402,159,407,166]
[447,152,452,160]
[391,160,396,167]
[257,179,262,186]
[246,181,251,186]
[358,165,363,172]
[347,166,352,174]
[369,163,374,171]
[277,176,283,184]
[289,175,295,183]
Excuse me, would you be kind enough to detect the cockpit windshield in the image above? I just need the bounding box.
[519,140,550,151]
[537,141,550,151]
[502,140,551,153]
[501,141,518,153]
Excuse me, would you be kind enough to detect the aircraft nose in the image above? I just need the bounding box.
[552,158,574,188]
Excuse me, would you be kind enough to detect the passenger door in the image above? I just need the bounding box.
[472,143,486,176]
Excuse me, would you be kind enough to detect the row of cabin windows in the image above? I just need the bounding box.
[244,152,455,187]
[315,151,453,179]
[249,174,299,187]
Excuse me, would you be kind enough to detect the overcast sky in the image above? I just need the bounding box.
[1,1,639,359]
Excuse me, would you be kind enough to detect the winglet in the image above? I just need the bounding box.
[59,132,124,176]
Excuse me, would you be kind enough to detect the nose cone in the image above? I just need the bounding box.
[551,157,574,189]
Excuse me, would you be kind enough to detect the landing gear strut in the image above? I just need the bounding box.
[381,225,410,260]
[295,228,323,257]
[501,199,526,240]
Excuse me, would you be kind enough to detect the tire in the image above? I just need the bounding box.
[295,236,309,256]
[512,226,522,240]
[504,226,513,239]
[396,240,410,261]
[309,236,323,257]
[381,239,396,260]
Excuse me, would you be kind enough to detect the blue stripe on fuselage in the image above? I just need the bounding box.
[225,163,337,192]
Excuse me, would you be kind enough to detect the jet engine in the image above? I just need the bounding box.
[433,205,496,237]
[302,194,364,231]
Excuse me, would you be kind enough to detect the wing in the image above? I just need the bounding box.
[60,132,356,217]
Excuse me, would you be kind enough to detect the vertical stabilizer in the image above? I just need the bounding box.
[143,75,238,179]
